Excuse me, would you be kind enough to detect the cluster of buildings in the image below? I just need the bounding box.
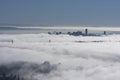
[67,29,88,36]
[48,29,107,36]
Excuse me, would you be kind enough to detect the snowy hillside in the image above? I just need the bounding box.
[0,34,120,80]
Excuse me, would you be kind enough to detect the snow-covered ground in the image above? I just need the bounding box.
[0,33,120,80]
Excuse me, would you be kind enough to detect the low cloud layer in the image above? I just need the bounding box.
[0,34,120,80]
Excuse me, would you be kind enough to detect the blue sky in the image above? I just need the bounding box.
[0,0,120,26]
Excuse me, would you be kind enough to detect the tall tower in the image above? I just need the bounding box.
[104,31,106,35]
[85,28,88,35]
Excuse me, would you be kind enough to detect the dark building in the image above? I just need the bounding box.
[104,31,106,35]
[67,32,72,35]
[68,31,82,36]
[85,29,88,35]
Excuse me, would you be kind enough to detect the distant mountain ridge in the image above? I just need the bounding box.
[0,23,53,27]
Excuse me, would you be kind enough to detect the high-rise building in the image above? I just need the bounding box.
[104,31,106,35]
[85,29,88,35]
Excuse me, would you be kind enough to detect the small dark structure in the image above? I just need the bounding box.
[104,31,106,35]
[48,32,51,34]
[67,31,82,36]
[11,40,13,44]
[85,29,88,35]
[49,40,51,43]
[56,32,62,35]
